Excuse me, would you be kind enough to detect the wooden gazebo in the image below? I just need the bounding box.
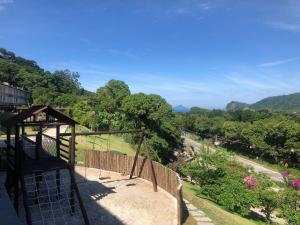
[1,105,89,225]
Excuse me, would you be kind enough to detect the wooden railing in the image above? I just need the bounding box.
[84,150,183,224]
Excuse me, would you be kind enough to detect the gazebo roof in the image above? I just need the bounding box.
[1,105,78,127]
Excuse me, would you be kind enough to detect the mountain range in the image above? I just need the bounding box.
[173,105,190,113]
[226,93,300,112]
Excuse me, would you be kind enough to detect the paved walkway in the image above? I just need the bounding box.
[184,199,214,225]
[183,136,284,183]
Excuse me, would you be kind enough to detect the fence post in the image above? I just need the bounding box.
[177,184,183,225]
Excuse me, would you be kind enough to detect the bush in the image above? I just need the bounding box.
[259,190,280,223]
[200,173,259,216]
[280,189,300,225]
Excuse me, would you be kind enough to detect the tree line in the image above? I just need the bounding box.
[179,107,300,166]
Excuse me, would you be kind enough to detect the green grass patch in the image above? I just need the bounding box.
[183,181,264,225]
[69,125,136,162]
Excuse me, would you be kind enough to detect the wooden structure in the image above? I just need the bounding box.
[61,127,158,192]
[84,150,183,224]
[1,105,90,225]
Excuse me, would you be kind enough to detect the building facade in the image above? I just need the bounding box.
[0,82,31,106]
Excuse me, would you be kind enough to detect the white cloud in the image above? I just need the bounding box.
[225,75,274,90]
[134,0,215,19]
[267,21,300,32]
[0,0,13,11]
[225,74,298,93]
[107,49,136,58]
[259,57,299,67]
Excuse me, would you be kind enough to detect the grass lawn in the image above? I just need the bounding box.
[68,126,136,163]
[183,181,264,225]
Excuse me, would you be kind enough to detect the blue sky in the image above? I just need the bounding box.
[0,0,300,109]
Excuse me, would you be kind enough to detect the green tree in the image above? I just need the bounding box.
[72,101,93,127]
[121,93,181,163]
[96,80,130,110]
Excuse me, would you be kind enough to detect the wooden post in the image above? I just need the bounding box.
[56,125,60,158]
[6,127,11,149]
[35,129,42,160]
[143,135,158,192]
[69,124,76,168]
[69,124,76,213]
[14,125,20,213]
[21,125,25,136]
[5,127,11,192]
[56,125,61,197]
[177,184,183,225]
[130,128,145,179]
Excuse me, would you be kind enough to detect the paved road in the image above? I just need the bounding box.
[183,136,284,183]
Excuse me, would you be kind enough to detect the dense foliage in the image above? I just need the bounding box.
[182,149,300,223]
[182,150,271,217]
[71,80,182,164]
[181,108,300,166]
[0,48,182,164]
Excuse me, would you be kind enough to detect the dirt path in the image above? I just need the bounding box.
[75,167,177,225]
[183,136,284,183]
[43,125,69,137]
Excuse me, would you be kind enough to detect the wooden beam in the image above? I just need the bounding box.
[20,122,70,127]
[130,129,145,179]
[143,135,158,192]
[60,129,143,137]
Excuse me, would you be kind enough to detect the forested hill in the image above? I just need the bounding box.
[226,93,300,112]
[0,48,89,106]
[226,101,250,111]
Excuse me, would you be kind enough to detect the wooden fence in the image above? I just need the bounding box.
[84,150,183,224]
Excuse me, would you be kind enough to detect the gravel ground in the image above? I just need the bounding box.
[75,166,177,225]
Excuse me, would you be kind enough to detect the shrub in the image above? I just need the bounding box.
[258,190,280,223]
[280,189,300,225]
[200,173,259,216]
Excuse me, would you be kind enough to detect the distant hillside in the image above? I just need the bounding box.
[0,47,89,106]
[226,101,250,111]
[226,93,300,112]
[173,105,190,113]
[251,93,300,112]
